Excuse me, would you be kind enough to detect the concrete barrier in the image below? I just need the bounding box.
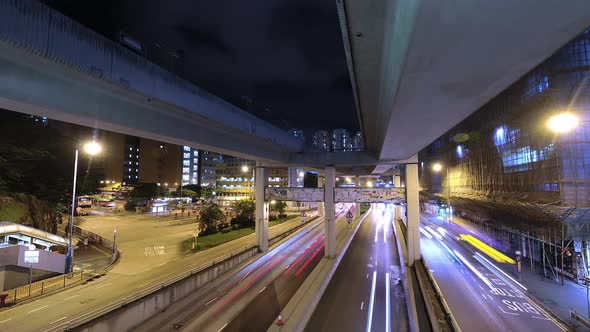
[62,246,260,332]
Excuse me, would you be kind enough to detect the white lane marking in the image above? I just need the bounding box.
[481,293,487,300]
[383,222,387,243]
[28,305,48,314]
[63,294,79,301]
[453,250,494,289]
[532,316,551,321]
[365,271,377,332]
[285,264,290,270]
[0,318,12,324]
[360,301,364,310]
[475,253,527,291]
[374,223,379,243]
[498,306,519,316]
[259,286,267,293]
[217,323,228,332]
[478,285,484,291]
[49,316,67,324]
[386,272,391,332]
[366,273,369,279]
[206,297,218,306]
[96,283,112,289]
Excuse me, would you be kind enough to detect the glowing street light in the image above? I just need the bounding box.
[432,163,443,172]
[67,140,103,273]
[83,141,102,155]
[299,171,305,177]
[432,162,451,223]
[547,112,579,134]
[366,181,373,187]
[241,165,249,173]
[271,200,276,205]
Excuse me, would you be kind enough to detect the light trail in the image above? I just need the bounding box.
[474,252,527,291]
[460,234,515,264]
[386,272,391,332]
[453,250,494,289]
[366,270,377,332]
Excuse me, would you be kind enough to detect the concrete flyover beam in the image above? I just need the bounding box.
[0,1,301,163]
[340,0,590,161]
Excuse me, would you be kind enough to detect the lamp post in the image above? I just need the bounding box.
[432,162,451,223]
[547,111,579,286]
[28,244,35,296]
[113,229,117,254]
[242,165,255,200]
[67,141,102,273]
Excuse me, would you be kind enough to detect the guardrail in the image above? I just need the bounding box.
[418,257,462,332]
[0,229,119,306]
[45,216,320,331]
[571,310,590,330]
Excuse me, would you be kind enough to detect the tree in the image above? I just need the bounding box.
[199,203,225,235]
[129,183,166,201]
[172,188,198,199]
[232,199,255,220]
[270,200,287,217]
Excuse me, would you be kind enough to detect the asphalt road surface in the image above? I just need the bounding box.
[306,204,409,332]
[0,213,313,331]
[135,205,354,332]
[420,215,568,332]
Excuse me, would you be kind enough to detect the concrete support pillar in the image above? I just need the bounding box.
[255,162,269,252]
[324,167,336,258]
[405,164,420,266]
[394,175,402,221]
[317,175,324,217]
[354,176,361,218]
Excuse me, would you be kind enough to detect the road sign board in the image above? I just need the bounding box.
[24,250,39,264]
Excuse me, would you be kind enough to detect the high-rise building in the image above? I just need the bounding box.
[352,131,364,151]
[181,146,200,185]
[200,150,221,186]
[216,157,255,205]
[122,136,140,186]
[138,139,182,186]
[288,128,305,142]
[288,168,305,187]
[312,130,330,151]
[332,129,351,152]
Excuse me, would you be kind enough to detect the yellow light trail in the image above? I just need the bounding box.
[460,234,515,264]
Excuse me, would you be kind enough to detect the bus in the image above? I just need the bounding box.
[76,196,93,216]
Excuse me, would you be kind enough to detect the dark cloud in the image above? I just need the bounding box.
[45,0,359,134]
[174,25,232,56]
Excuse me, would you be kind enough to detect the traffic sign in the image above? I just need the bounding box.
[24,250,39,264]
[346,211,353,224]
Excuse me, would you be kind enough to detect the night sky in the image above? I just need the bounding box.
[44,0,359,135]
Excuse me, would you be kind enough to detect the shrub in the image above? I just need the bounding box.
[269,215,277,221]
[221,227,232,233]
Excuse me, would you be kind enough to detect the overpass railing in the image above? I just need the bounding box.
[265,187,405,203]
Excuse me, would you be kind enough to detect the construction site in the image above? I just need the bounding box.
[419,28,590,283]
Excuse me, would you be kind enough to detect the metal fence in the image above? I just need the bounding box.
[0,228,119,306]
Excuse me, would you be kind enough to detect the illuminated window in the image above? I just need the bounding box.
[183,146,191,152]
[183,153,190,159]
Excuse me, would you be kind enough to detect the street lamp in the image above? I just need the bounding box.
[547,112,579,134]
[432,162,451,222]
[299,171,305,177]
[28,244,35,295]
[366,181,373,187]
[546,112,579,284]
[242,165,254,199]
[67,141,102,273]
[113,229,117,254]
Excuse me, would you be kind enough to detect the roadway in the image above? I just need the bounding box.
[134,204,354,332]
[420,215,568,332]
[305,204,409,332]
[0,214,313,331]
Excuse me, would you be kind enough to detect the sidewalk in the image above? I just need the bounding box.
[448,214,590,324]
